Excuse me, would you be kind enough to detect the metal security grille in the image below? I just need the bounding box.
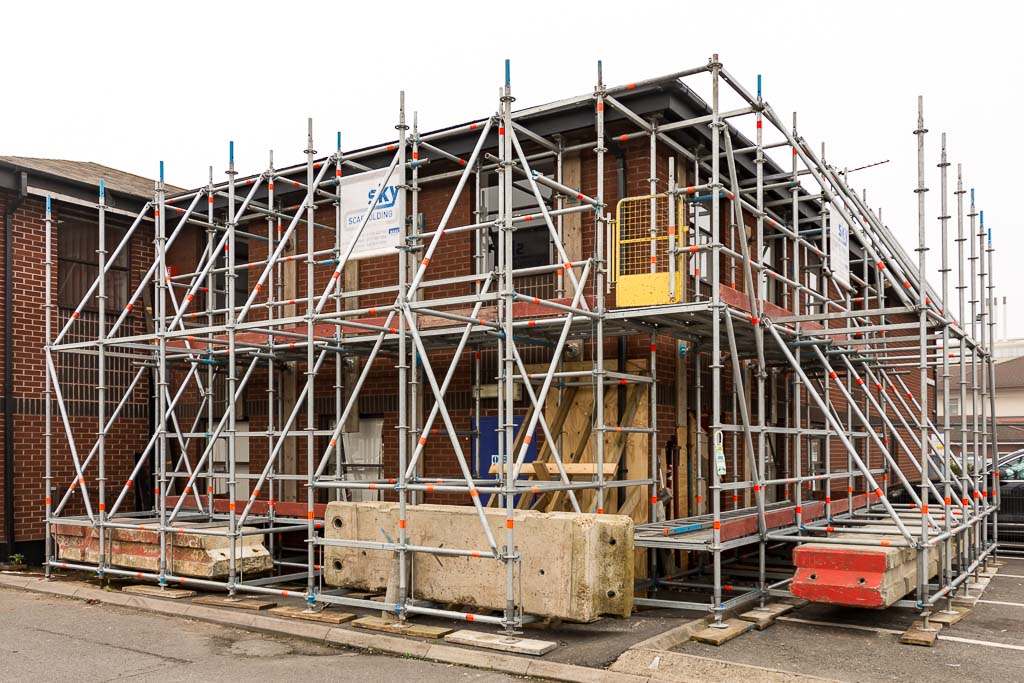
[56,309,147,414]
[612,194,684,281]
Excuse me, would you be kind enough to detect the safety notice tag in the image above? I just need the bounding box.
[715,443,727,476]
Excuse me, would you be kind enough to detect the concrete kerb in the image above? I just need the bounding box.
[0,574,651,683]
[629,615,711,651]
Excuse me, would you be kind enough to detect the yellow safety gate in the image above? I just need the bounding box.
[612,193,687,306]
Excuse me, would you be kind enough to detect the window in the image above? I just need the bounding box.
[213,237,250,312]
[58,217,129,310]
[480,160,555,297]
[687,204,711,278]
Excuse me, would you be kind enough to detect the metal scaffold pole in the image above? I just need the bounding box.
[35,56,998,632]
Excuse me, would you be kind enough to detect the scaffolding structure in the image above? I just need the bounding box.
[42,55,1000,633]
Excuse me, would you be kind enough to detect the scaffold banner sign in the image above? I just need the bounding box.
[829,219,850,288]
[337,167,403,260]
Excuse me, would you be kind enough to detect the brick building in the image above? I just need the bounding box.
[0,157,183,560]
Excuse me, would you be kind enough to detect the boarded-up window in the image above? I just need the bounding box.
[58,217,130,311]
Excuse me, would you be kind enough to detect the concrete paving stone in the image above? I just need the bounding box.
[527,659,649,683]
[611,648,830,682]
[183,603,259,628]
[900,620,943,647]
[443,628,557,656]
[0,574,34,589]
[133,594,191,616]
[424,642,533,676]
[690,618,753,646]
[88,588,133,606]
[40,580,84,598]
[252,614,332,641]
[325,625,433,658]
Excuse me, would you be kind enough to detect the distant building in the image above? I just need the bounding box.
[940,354,1024,454]
[993,337,1024,362]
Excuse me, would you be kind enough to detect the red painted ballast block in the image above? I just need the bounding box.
[791,528,935,608]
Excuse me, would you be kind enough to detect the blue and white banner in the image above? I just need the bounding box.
[829,217,850,288]
[337,167,403,260]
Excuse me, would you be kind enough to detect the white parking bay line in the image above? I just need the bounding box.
[777,616,903,635]
[977,599,1024,608]
[777,615,1024,651]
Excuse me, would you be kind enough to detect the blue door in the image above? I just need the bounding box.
[474,415,538,506]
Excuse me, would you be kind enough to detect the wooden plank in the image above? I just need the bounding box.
[488,462,618,476]
[123,585,196,599]
[444,629,557,656]
[579,384,643,513]
[351,616,452,639]
[268,606,356,624]
[515,386,579,509]
[191,595,277,611]
[737,602,795,630]
[929,606,970,626]
[900,620,942,647]
[690,618,753,646]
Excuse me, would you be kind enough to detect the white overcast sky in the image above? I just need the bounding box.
[5,1,1022,336]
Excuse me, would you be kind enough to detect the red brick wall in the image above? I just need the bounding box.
[1,190,155,545]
